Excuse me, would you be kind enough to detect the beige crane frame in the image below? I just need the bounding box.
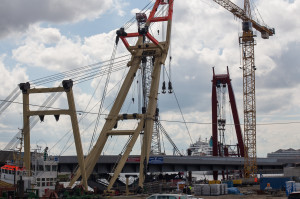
[21,83,88,190]
[68,11,172,190]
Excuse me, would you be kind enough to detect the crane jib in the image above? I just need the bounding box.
[213,0,275,38]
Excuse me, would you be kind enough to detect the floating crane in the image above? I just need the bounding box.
[68,0,174,190]
[212,0,275,178]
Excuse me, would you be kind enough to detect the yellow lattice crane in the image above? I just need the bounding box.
[212,0,275,178]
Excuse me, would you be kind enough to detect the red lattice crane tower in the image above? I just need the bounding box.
[212,0,275,178]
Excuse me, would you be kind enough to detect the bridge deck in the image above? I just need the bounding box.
[57,155,283,174]
[0,152,287,174]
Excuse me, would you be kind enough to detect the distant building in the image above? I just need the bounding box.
[267,148,300,159]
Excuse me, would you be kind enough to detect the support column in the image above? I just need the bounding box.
[23,93,30,172]
[139,57,162,187]
[69,51,144,187]
[107,120,144,190]
[66,88,88,190]
[19,81,88,189]
[227,79,244,157]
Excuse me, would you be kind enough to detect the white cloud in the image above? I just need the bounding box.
[0,55,28,97]
[2,0,300,158]
[131,8,141,16]
[0,55,28,148]
[0,0,116,39]
[12,25,120,72]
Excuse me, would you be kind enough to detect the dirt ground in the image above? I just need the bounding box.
[109,196,287,199]
[108,195,287,199]
[108,186,288,199]
[108,194,288,199]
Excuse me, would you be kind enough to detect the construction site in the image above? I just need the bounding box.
[0,0,299,198]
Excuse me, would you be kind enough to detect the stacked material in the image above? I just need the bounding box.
[221,184,225,195]
[194,184,228,196]
[224,184,228,194]
[194,184,202,196]
[202,184,210,196]
[210,184,221,196]
[220,184,225,195]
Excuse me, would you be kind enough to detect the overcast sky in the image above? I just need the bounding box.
[0,0,300,158]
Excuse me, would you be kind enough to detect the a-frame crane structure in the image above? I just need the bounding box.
[212,67,244,158]
[68,0,174,190]
[212,0,275,177]
[212,67,244,180]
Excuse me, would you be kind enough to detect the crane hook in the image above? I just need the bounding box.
[168,81,173,94]
[162,81,166,94]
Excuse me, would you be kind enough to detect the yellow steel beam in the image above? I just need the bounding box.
[139,56,163,187]
[28,87,65,94]
[116,114,144,120]
[69,2,173,189]
[22,93,30,174]
[65,88,88,190]
[107,120,144,190]
[21,84,88,190]
[26,110,70,116]
[106,130,135,136]
[68,39,145,187]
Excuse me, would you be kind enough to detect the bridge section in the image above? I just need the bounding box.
[0,152,286,174]
[58,155,283,174]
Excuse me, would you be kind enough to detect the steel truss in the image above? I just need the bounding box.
[68,0,174,190]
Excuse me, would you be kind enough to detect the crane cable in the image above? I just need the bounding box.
[64,65,129,156]
[63,72,105,156]
[0,88,21,117]
[88,43,118,152]
[4,130,21,150]
[50,59,130,156]
[0,0,156,116]
[0,55,130,117]
[4,91,63,151]
[164,67,193,145]
[109,135,133,180]
[123,0,155,30]
[103,67,130,155]
[31,54,130,86]
[0,87,19,109]
[249,0,266,27]
[157,121,182,156]
[2,0,166,157]
[2,56,124,150]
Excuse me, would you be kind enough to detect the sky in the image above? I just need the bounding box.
[0,0,300,158]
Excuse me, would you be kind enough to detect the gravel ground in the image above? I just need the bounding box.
[108,195,288,199]
[108,186,288,199]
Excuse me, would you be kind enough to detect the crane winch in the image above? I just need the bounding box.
[212,0,275,178]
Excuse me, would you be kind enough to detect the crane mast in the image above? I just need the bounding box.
[241,0,257,178]
[212,0,275,178]
[67,0,174,190]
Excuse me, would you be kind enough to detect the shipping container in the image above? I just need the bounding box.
[260,177,291,190]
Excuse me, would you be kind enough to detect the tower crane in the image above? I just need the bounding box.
[212,0,275,178]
